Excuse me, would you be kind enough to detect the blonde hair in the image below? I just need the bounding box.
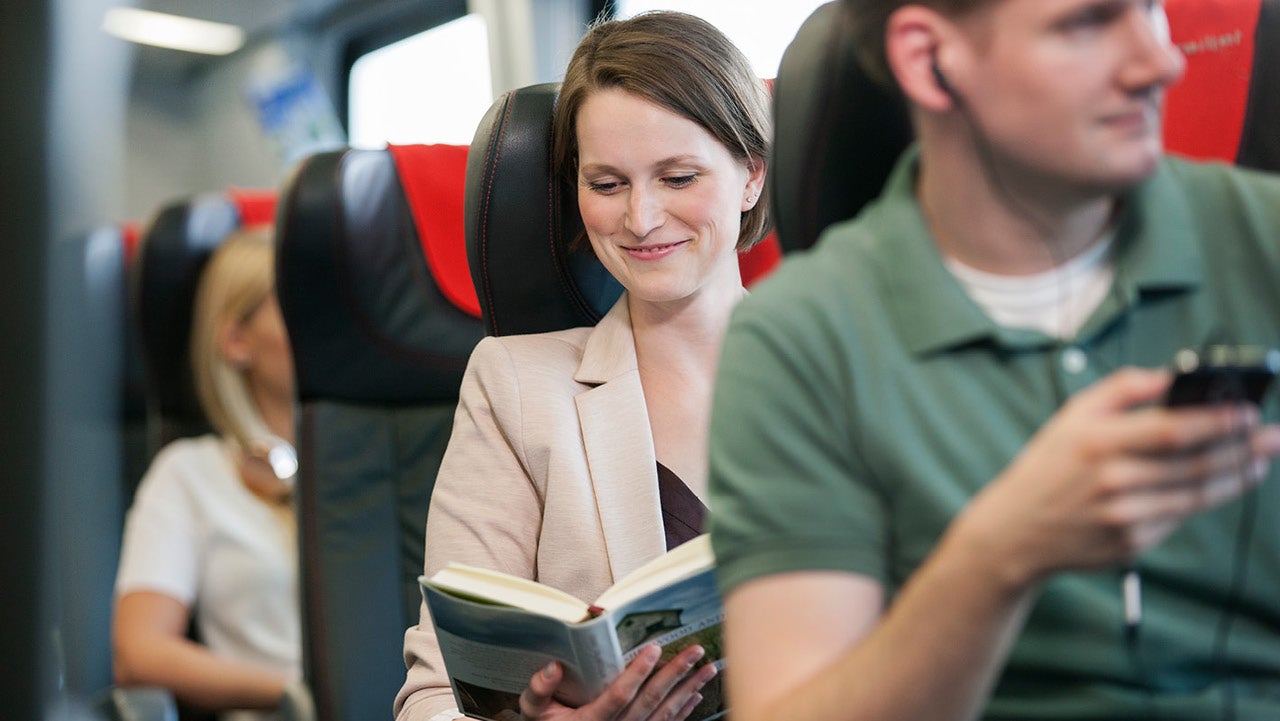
[190,227,277,453]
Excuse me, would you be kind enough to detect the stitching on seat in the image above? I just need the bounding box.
[480,92,516,336]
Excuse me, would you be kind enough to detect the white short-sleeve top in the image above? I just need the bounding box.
[116,434,300,721]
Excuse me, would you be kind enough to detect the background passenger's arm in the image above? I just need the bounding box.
[112,591,288,711]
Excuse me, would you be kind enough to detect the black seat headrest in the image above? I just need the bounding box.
[772,0,913,254]
[277,146,484,404]
[465,83,622,337]
[83,223,150,490]
[132,192,274,449]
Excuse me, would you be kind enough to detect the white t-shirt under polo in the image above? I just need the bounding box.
[945,235,1115,340]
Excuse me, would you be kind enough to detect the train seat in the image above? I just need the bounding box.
[1163,0,1280,170]
[771,0,1280,255]
[771,1,912,254]
[275,143,484,721]
[120,189,278,721]
[132,190,278,456]
[118,223,149,490]
[61,220,144,718]
[75,222,149,496]
[466,82,781,338]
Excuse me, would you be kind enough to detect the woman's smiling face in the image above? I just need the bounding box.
[574,87,763,305]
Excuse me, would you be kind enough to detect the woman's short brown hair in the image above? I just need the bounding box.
[552,10,772,250]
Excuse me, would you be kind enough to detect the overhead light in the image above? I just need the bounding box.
[102,7,245,56]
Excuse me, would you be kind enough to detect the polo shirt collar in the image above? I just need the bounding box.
[865,147,1204,358]
[1110,158,1204,297]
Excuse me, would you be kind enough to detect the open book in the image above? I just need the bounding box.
[421,534,725,721]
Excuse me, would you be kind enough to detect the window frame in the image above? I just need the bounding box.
[337,0,469,134]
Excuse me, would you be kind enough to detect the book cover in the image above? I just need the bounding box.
[421,536,726,721]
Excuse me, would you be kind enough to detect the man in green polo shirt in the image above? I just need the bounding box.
[709,1,1280,720]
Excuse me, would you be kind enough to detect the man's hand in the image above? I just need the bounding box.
[958,367,1280,589]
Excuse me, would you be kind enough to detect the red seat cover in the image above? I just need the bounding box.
[388,144,481,319]
[1163,0,1262,162]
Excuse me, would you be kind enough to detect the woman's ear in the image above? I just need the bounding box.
[217,317,251,370]
[741,156,767,212]
[886,5,957,113]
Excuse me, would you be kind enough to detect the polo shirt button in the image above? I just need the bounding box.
[1062,347,1088,374]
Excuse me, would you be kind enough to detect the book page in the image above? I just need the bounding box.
[593,534,713,611]
[425,565,590,623]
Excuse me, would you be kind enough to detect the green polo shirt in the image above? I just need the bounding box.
[709,148,1280,719]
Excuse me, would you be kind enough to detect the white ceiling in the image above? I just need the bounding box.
[125,0,342,86]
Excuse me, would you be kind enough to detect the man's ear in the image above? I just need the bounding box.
[886,5,957,112]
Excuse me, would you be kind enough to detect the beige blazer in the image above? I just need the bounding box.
[395,296,669,721]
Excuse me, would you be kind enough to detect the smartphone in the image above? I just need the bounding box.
[1165,345,1280,407]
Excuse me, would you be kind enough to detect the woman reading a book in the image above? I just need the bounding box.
[113,228,303,720]
[395,11,769,721]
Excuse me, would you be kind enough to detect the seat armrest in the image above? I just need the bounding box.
[279,680,316,721]
[100,686,178,721]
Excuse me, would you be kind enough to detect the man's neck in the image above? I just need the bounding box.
[917,138,1118,276]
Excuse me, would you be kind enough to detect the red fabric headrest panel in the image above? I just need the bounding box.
[387,144,480,319]
[226,188,278,227]
[740,232,781,288]
[731,78,780,286]
[122,222,141,265]
[1163,0,1261,163]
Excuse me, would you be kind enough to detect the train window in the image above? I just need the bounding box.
[614,0,827,77]
[347,13,493,147]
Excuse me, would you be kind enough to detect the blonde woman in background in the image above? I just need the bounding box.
[112,228,300,721]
